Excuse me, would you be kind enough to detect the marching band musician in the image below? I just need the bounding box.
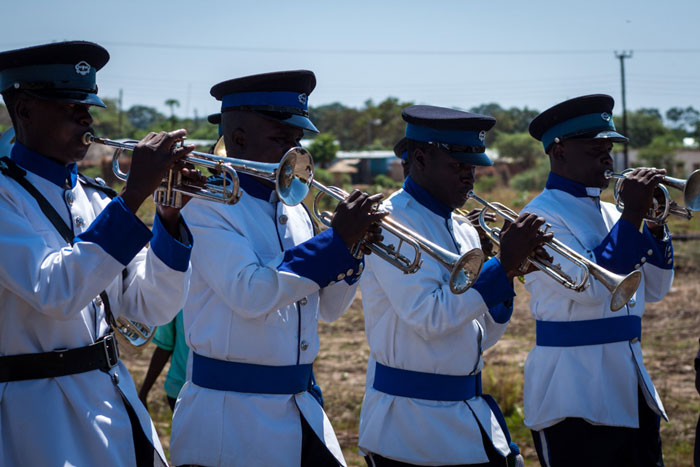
[523,94,674,466]
[358,105,548,467]
[170,70,386,467]
[0,41,194,466]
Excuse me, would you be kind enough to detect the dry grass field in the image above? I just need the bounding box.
[120,185,700,466]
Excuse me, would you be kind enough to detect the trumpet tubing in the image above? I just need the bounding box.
[467,191,641,311]
[83,133,314,207]
[311,181,485,294]
[605,168,700,223]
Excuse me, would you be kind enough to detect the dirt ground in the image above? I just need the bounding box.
[124,246,700,466]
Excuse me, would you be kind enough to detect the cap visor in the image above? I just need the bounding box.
[280,114,319,134]
[449,151,493,166]
[28,90,106,108]
[207,113,222,124]
[593,130,629,143]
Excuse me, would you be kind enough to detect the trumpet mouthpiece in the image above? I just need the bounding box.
[81,132,94,146]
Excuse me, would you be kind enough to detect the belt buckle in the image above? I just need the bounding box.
[102,333,120,369]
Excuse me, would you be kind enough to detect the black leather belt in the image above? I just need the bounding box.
[0,333,120,382]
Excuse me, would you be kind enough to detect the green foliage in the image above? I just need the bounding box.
[624,108,669,148]
[636,134,682,176]
[493,132,543,168]
[469,103,540,146]
[474,175,498,193]
[509,157,550,192]
[0,103,10,132]
[308,133,339,168]
[372,174,402,192]
[127,105,165,130]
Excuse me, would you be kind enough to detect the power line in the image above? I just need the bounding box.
[28,41,699,57]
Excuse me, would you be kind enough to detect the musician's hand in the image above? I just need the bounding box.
[497,212,552,279]
[121,129,195,214]
[619,168,666,228]
[356,223,384,256]
[331,190,388,250]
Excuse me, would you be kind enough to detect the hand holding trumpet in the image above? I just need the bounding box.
[329,189,388,255]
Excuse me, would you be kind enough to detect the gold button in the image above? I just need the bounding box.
[299,298,308,306]
[630,337,639,344]
[74,216,85,228]
[278,214,288,224]
[94,296,103,307]
[336,273,346,281]
[640,257,646,263]
[628,298,636,307]
[634,264,640,269]
[667,259,672,264]
[346,268,354,276]
[300,341,309,351]
[647,249,653,256]
[65,191,75,206]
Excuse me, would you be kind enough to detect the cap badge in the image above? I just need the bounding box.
[478,130,486,142]
[75,61,91,76]
[601,112,611,122]
[298,93,307,105]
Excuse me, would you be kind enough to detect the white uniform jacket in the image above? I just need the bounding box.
[522,173,674,431]
[0,143,192,466]
[358,177,517,465]
[171,173,362,467]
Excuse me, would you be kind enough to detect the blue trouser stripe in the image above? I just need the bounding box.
[536,315,642,347]
[373,362,482,401]
[192,353,312,394]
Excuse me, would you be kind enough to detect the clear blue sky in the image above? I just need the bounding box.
[3,0,699,122]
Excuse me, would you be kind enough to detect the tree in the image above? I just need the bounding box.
[493,132,543,168]
[0,103,11,132]
[624,108,668,148]
[164,98,180,124]
[308,133,339,168]
[127,105,164,130]
[636,134,681,176]
[665,106,699,137]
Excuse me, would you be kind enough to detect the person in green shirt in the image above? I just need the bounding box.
[139,310,188,411]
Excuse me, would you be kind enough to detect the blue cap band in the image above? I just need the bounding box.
[541,112,617,150]
[0,63,97,93]
[399,151,408,160]
[405,123,485,149]
[221,91,309,113]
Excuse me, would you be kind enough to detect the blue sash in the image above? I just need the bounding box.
[373,362,482,402]
[192,353,312,394]
[536,315,642,347]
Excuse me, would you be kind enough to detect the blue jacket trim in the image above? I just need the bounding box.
[192,352,312,394]
[238,172,273,202]
[11,142,77,188]
[277,228,360,287]
[536,315,642,347]
[593,218,659,274]
[373,362,482,401]
[545,172,588,198]
[150,213,193,272]
[403,175,452,220]
[642,223,673,270]
[75,196,152,266]
[472,257,515,313]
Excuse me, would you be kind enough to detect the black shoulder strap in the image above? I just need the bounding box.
[77,173,118,199]
[0,157,75,242]
[0,157,118,331]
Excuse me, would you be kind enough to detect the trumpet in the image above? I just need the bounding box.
[605,168,700,223]
[113,317,154,347]
[311,182,485,294]
[82,133,314,207]
[467,191,641,311]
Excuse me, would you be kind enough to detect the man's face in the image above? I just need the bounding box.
[242,114,304,164]
[20,97,94,164]
[420,147,476,209]
[558,138,614,188]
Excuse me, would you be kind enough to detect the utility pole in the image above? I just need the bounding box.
[118,88,123,135]
[615,51,632,167]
